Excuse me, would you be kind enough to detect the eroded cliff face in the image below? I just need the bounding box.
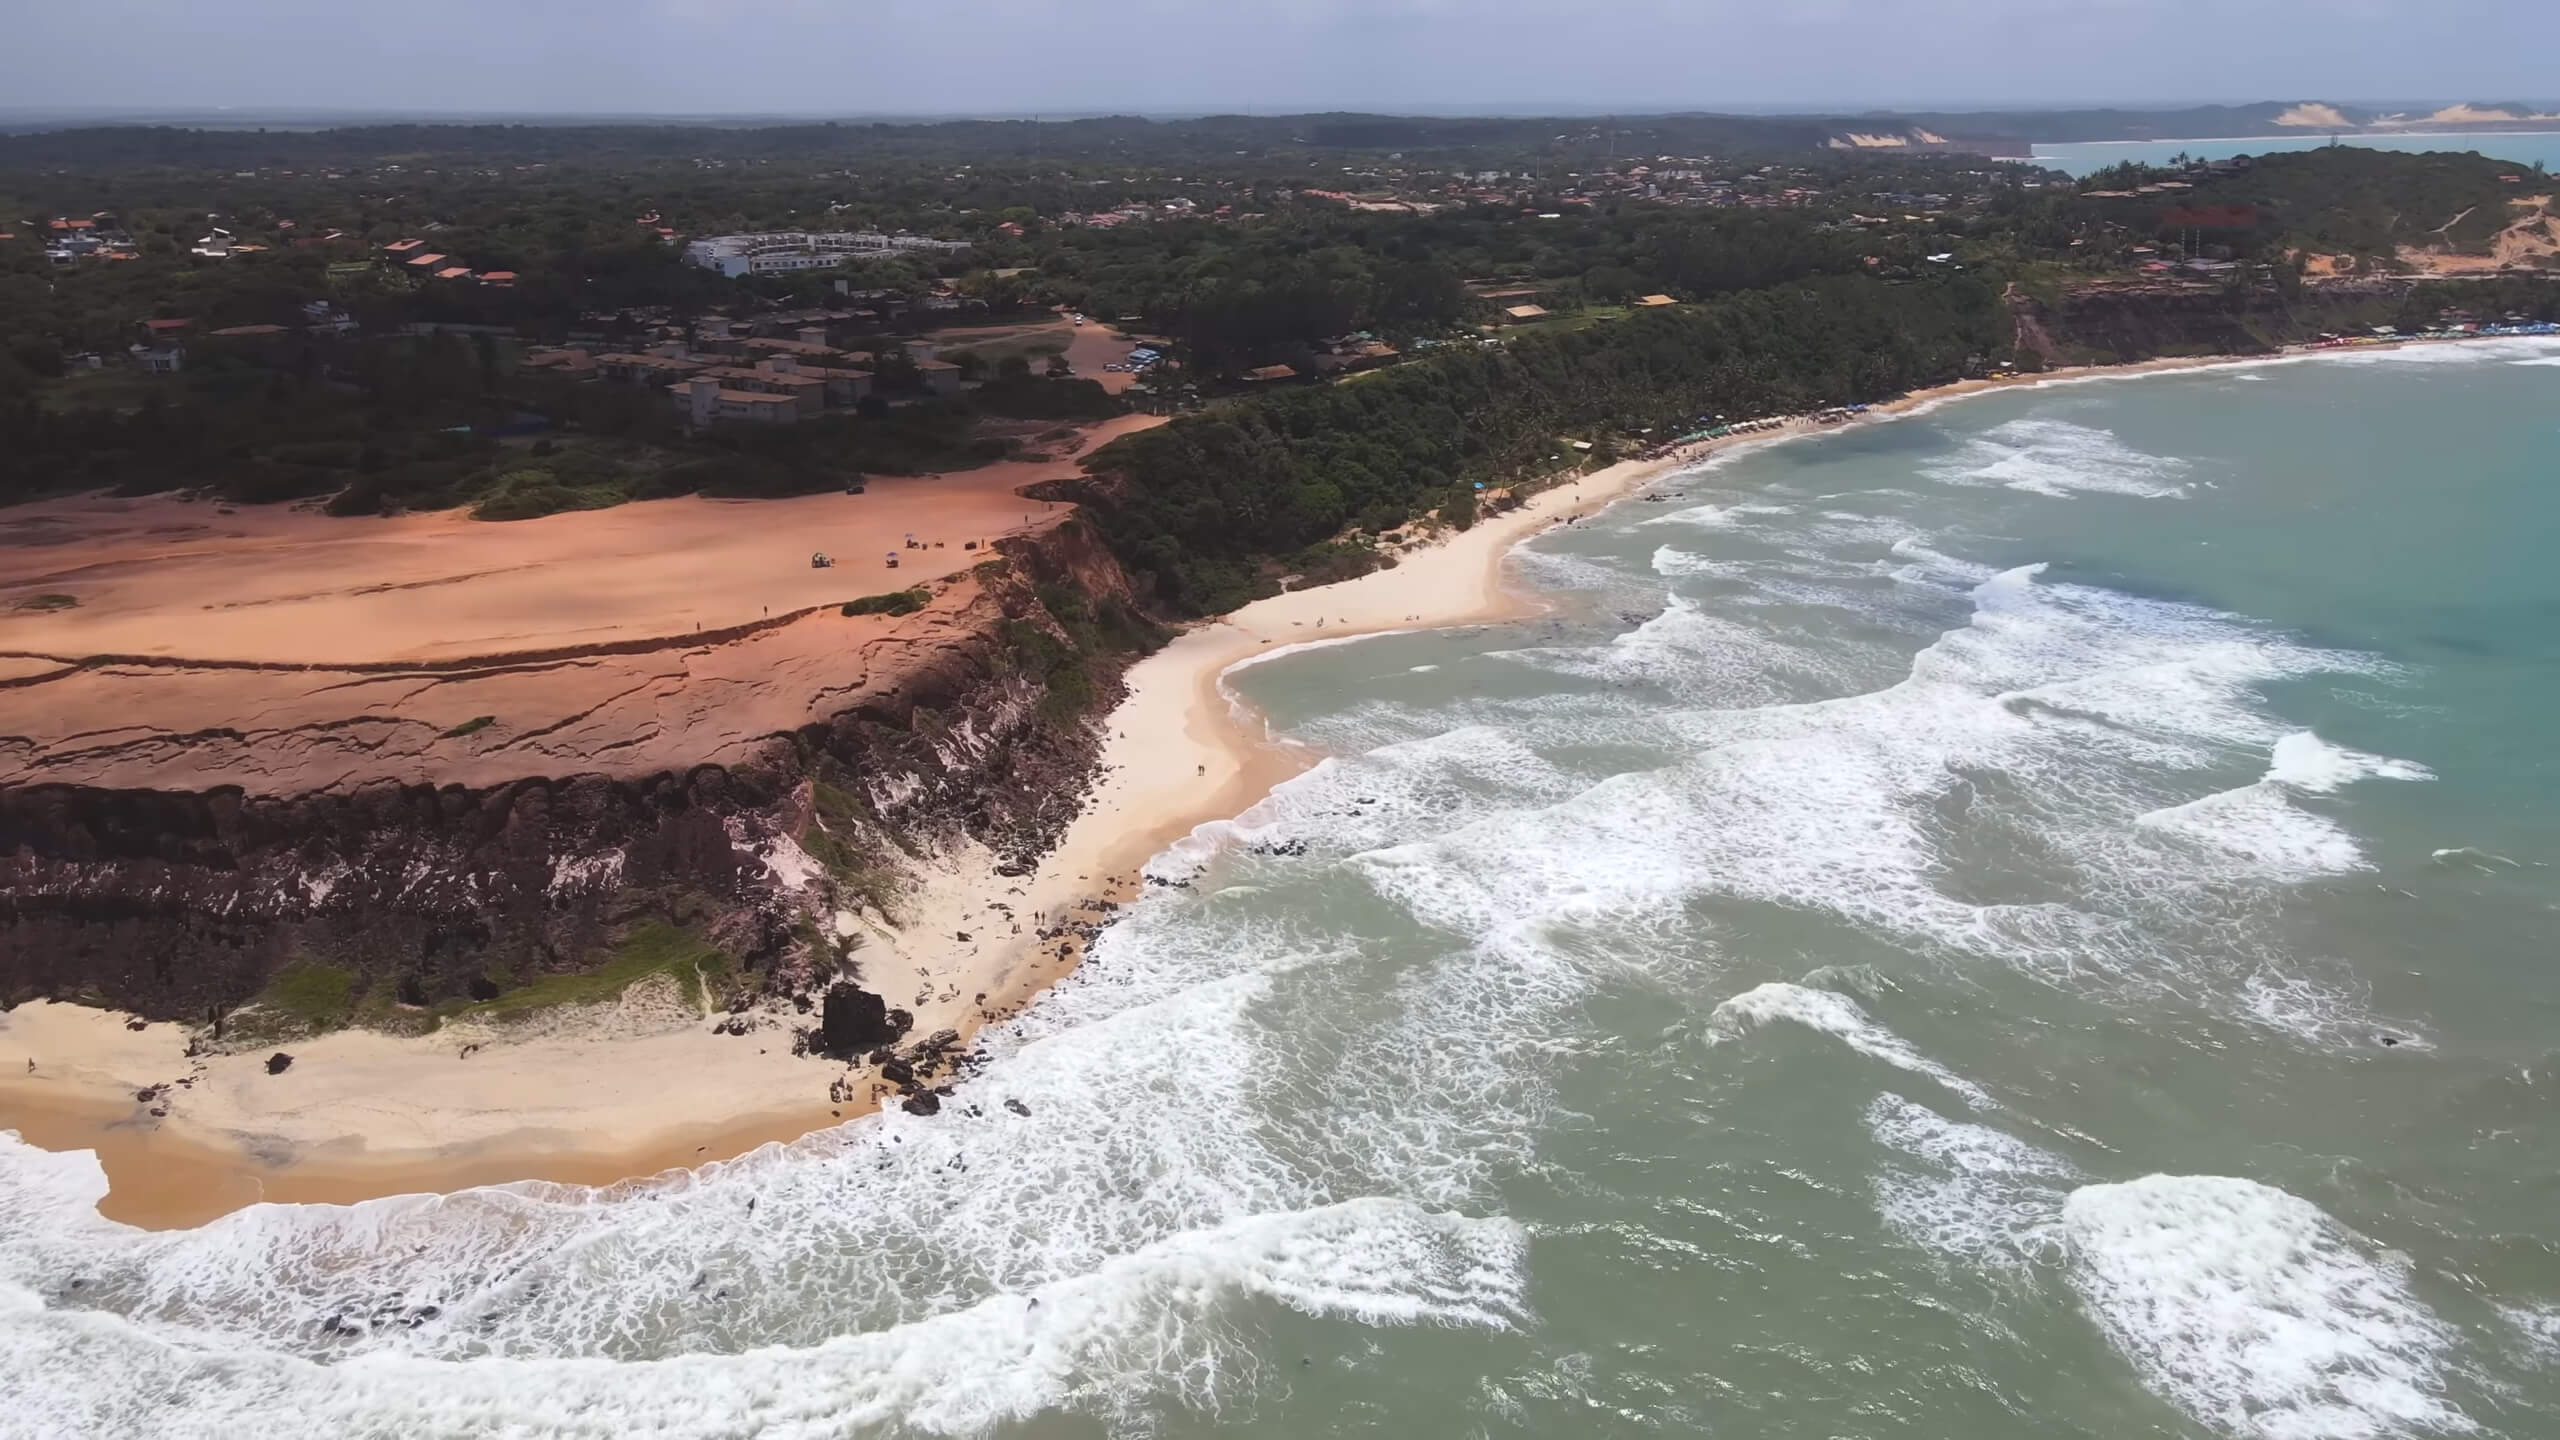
[0,520,1154,1022]
[2012,278,2424,366]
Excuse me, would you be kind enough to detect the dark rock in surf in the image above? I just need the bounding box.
[900,1090,941,1116]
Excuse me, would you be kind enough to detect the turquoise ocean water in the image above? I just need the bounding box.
[2033,131,2560,174]
[4,339,2560,1437]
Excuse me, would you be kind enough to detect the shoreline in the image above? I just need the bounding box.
[1,335,2534,1228]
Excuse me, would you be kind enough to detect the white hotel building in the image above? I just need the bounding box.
[682,231,973,278]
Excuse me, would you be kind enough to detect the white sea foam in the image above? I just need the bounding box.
[1506,546,1630,594]
[2265,732,2433,793]
[1202,726,1586,867]
[1449,560,2424,1041]
[1885,536,1998,588]
[2136,785,2372,876]
[1922,416,2191,498]
[2322,338,2551,366]
[2136,732,2431,878]
[1864,1094,2067,1177]
[1865,1094,2074,1265]
[1638,502,1752,530]
[2,970,1313,1365]
[1708,983,1993,1108]
[2061,1175,2475,1439]
[2499,1302,2560,1362]
[2428,847,2526,872]
[0,1199,1525,1440]
[1488,593,1856,706]
[1650,545,1749,580]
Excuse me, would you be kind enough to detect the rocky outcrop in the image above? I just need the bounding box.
[0,519,1157,1021]
[813,982,912,1058]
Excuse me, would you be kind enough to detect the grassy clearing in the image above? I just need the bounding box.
[441,715,497,738]
[13,593,79,612]
[256,962,357,1029]
[457,921,737,1023]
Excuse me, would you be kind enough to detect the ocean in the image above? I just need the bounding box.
[6,340,2560,1437]
[2032,131,2560,175]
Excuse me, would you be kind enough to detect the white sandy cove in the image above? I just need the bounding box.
[0,349,2294,1226]
[1049,436,1763,869]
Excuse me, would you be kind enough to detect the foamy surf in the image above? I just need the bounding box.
[2265,732,2432,793]
[2135,731,2431,878]
[0,1199,1527,1440]
[1865,1094,2074,1265]
[2061,1176,2476,1439]
[1921,416,2191,499]
[1709,984,1993,1108]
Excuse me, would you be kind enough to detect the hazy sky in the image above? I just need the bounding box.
[7,0,2556,116]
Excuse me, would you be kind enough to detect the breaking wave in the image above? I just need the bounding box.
[1923,415,2192,498]
[1710,983,1992,1108]
[2061,1176,2476,1439]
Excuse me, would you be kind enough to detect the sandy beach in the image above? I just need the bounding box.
[0,343,2450,1227]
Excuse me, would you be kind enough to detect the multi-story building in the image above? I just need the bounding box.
[681,231,972,278]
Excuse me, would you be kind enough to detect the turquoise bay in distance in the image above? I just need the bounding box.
[5,340,2559,1435]
[2034,130,2560,173]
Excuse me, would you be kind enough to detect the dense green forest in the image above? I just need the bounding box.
[1019,208,1880,371]
[0,318,1118,510]
[2074,148,2553,257]
[1063,274,2009,612]
[3,120,2555,610]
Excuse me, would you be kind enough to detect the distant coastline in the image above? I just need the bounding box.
[2032,129,2560,175]
[2044,128,2560,147]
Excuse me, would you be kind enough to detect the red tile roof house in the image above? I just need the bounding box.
[382,238,426,257]
[404,252,447,271]
[477,271,518,287]
[693,365,827,417]
[433,266,474,281]
[138,318,195,340]
[676,378,800,426]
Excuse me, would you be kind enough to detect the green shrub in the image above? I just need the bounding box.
[841,588,933,617]
[260,963,357,1029]
[462,920,736,1021]
[471,466,630,521]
